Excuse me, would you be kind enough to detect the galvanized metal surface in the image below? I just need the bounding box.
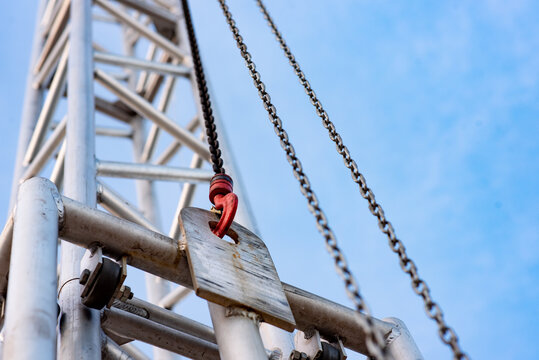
[4,178,60,360]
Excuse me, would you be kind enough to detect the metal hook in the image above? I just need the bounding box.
[209,174,238,238]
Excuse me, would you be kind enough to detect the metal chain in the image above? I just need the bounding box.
[216,1,389,358]
[255,1,469,359]
[180,0,225,174]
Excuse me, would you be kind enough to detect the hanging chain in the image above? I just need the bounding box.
[255,1,469,359]
[180,0,225,174]
[216,1,390,358]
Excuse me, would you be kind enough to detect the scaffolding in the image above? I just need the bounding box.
[0,1,423,359]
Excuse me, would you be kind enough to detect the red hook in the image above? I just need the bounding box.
[209,174,238,238]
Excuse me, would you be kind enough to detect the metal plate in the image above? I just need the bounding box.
[179,207,295,331]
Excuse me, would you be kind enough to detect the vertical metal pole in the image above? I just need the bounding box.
[58,0,101,358]
[9,0,46,210]
[208,305,268,360]
[259,323,294,360]
[3,178,60,360]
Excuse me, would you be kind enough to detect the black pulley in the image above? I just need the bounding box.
[80,258,122,310]
[316,342,342,360]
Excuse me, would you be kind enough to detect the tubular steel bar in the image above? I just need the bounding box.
[0,215,14,297]
[94,0,187,62]
[23,44,68,166]
[9,0,46,209]
[208,304,268,360]
[154,115,200,165]
[95,96,134,123]
[94,52,190,77]
[95,126,133,138]
[21,115,67,182]
[158,285,191,310]
[121,343,152,360]
[383,317,424,360]
[168,151,203,240]
[96,160,213,182]
[58,0,101,358]
[102,308,220,360]
[135,43,157,93]
[114,0,178,27]
[33,24,70,89]
[34,0,70,74]
[96,181,158,232]
[50,139,66,188]
[282,283,394,355]
[115,297,216,344]
[94,69,211,160]
[3,178,60,360]
[102,334,134,360]
[141,71,177,163]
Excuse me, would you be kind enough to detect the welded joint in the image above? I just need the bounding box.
[385,323,402,346]
[266,348,283,360]
[225,306,262,325]
[294,328,347,360]
[51,185,65,230]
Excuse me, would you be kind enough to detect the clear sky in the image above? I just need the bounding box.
[1,0,538,359]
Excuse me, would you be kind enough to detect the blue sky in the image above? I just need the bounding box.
[1,0,538,359]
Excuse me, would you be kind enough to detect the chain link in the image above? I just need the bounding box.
[255,1,469,358]
[216,1,389,358]
[180,0,225,174]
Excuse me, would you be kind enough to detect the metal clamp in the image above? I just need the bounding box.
[294,328,347,360]
[79,247,132,309]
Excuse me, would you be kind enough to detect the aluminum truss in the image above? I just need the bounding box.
[1,1,423,359]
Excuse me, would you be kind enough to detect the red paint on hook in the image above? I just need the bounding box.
[209,174,238,238]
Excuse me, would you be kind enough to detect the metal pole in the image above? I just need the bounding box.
[102,308,220,360]
[23,44,69,165]
[102,333,134,360]
[208,304,268,360]
[97,181,157,231]
[383,317,424,360]
[9,0,46,209]
[141,72,177,163]
[96,160,213,182]
[168,150,204,240]
[94,0,187,62]
[3,178,60,360]
[94,69,211,160]
[21,115,66,182]
[259,322,294,360]
[58,0,101,358]
[120,343,151,360]
[33,25,70,89]
[94,51,190,77]
[118,297,216,344]
[153,116,199,165]
[158,286,192,310]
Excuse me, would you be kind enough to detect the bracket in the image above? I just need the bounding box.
[179,207,295,331]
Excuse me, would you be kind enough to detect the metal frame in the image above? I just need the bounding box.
[2,1,423,359]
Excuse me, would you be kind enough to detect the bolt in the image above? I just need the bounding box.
[79,269,91,285]
[290,350,309,360]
